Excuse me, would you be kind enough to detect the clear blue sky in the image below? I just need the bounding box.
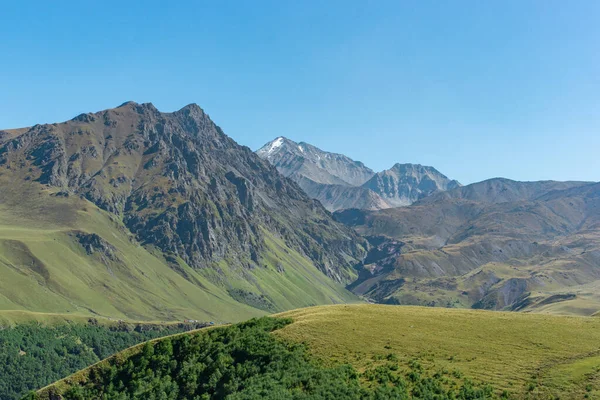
[1,1,599,184]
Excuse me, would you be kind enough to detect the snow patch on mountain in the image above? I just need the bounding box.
[266,137,284,154]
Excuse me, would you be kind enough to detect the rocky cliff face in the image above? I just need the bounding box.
[362,163,461,207]
[0,102,366,283]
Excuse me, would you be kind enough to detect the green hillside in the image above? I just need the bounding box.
[36,305,600,399]
[0,180,357,322]
[278,305,600,398]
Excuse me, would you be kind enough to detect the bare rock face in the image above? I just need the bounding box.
[0,102,366,282]
[293,176,392,212]
[256,137,388,211]
[75,232,119,263]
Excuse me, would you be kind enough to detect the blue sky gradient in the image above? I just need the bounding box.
[1,1,599,184]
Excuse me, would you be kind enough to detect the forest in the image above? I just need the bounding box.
[0,320,195,400]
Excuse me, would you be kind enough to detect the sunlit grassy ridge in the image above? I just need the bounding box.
[276,305,600,399]
[34,316,495,399]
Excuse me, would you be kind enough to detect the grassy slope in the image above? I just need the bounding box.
[0,309,210,328]
[0,184,261,322]
[276,304,600,399]
[0,310,108,327]
[0,181,356,323]
[523,279,600,316]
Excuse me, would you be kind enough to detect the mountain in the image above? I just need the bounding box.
[0,128,28,144]
[256,137,375,186]
[362,163,462,207]
[38,305,600,400]
[0,102,366,321]
[257,138,460,212]
[256,137,389,212]
[335,178,600,314]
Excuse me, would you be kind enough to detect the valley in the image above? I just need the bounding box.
[335,180,600,314]
[1,104,599,399]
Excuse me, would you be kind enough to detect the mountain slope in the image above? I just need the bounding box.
[336,179,600,314]
[38,305,600,400]
[362,163,462,207]
[0,102,366,320]
[293,175,392,211]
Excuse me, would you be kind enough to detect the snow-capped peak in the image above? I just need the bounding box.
[267,137,284,153]
[257,137,287,158]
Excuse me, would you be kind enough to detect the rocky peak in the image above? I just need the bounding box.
[389,163,432,174]
[256,138,465,211]
[0,102,366,282]
[175,103,204,116]
[362,163,461,207]
[118,100,139,107]
[114,101,159,115]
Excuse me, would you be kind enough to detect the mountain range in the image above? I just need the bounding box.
[1,103,599,322]
[257,136,600,315]
[257,137,460,211]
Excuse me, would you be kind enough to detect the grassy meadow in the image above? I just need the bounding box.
[277,304,600,399]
